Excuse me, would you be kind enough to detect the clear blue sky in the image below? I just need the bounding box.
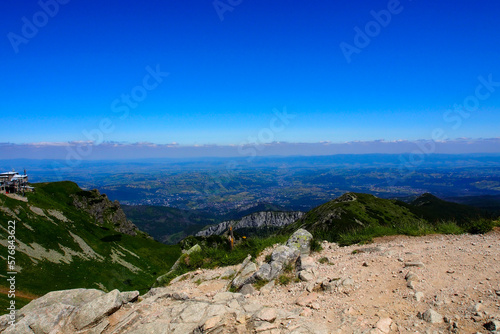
[1,0,499,148]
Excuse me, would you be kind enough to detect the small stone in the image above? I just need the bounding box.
[298,270,315,282]
[305,282,315,293]
[484,320,500,331]
[342,278,354,287]
[300,308,313,317]
[415,291,424,302]
[404,262,425,268]
[407,281,417,290]
[172,292,189,300]
[260,280,275,295]
[295,292,318,307]
[472,303,484,313]
[298,256,316,271]
[406,273,419,282]
[421,309,443,324]
[240,284,255,296]
[203,316,221,330]
[255,308,277,322]
[375,317,393,334]
[254,321,278,332]
[309,302,320,310]
[362,262,369,267]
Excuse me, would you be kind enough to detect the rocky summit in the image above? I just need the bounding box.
[2,228,500,333]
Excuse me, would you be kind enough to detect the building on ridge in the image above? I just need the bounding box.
[0,170,32,195]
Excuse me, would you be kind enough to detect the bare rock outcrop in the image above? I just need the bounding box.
[196,211,304,237]
[71,189,139,236]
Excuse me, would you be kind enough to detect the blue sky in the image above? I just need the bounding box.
[1,0,499,155]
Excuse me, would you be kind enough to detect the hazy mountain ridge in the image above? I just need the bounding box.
[196,211,305,237]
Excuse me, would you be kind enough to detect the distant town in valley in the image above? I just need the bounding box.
[3,154,500,217]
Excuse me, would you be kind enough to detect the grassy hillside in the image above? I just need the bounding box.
[402,193,486,223]
[0,182,180,314]
[287,192,495,245]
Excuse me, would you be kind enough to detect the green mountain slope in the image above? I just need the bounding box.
[0,182,180,311]
[286,193,421,240]
[404,193,485,223]
[285,192,494,245]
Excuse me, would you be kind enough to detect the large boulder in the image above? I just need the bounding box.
[71,289,138,330]
[271,245,300,265]
[231,255,258,288]
[286,228,313,255]
[251,245,300,284]
[1,288,138,334]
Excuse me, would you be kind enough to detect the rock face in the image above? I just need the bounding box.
[2,288,330,334]
[196,211,304,237]
[0,288,138,334]
[72,189,139,236]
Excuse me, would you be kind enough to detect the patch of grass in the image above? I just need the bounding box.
[336,218,496,246]
[318,257,330,264]
[264,254,272,263]
[435,221,464,235]
[464,219,494,234]
[283,263,294,273]
[253,278,269,291]
[194,278,203,285]
[220,273,236,280]
[310,238,323,252]
[277,274,292,286]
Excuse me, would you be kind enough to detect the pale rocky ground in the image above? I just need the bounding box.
[163,229,500,333]
[2,229,499,333]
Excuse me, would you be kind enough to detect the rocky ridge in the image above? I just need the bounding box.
[196,211,304,237]
[72,189,139,236]
[2,228,500,333]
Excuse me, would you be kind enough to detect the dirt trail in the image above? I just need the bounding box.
[167,229,500,333]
